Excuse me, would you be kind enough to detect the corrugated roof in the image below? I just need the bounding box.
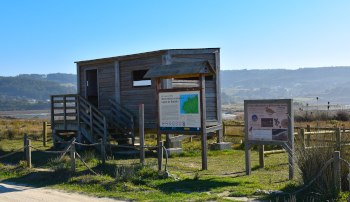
[144,60,216,79]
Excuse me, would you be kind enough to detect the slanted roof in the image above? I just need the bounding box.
[74,48,220,64]
[144,61,216,79]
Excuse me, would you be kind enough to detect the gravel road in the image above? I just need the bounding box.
[0,182,125,202]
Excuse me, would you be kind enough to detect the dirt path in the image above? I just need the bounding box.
[0,182,125,202]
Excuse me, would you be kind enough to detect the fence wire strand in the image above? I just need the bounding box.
[29,145,70,154]
[291,158,334,195]
[74,150,98,175]
[0,146,26,159]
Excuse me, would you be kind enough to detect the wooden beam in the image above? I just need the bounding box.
[77,64,80,94]
[161,53,172,89]
[168,48,219,55]
[115,60,121,103]
[155,78,161,146]
[215,50,222,124]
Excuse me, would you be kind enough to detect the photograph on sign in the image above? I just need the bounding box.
[159,91,201,132]
[247,103,289,141]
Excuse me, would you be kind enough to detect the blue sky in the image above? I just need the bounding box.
[0,0,349,76]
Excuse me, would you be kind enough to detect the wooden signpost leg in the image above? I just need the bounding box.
[245,142,251,175]
[200,74,207,170]
[259,145,264,168]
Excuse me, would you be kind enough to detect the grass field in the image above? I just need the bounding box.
[0,117,348,201]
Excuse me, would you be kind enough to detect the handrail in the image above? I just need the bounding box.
[78,95,108,118]
[109,99,135,119]
[109,99,135,144]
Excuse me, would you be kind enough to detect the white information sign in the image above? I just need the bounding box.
[247,103,289,141]
[159,91,201,132]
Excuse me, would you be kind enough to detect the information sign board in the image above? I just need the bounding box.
[247,103,289,141]
[159,91,201,132]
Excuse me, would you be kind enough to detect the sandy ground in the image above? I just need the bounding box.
[0,182,125,202]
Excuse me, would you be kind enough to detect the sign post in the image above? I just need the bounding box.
[244,99,294,179]
[145,60,217,170]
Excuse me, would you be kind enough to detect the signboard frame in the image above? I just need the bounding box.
[159,90,201,133]
[155,75,207,169]
[244,99,294,180]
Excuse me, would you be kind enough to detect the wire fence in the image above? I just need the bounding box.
[0,134,167,178]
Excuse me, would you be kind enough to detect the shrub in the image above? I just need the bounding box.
[115,162,157,182]
[296,132,350,200]
[334,110,350,121]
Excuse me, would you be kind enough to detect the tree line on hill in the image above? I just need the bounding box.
[221,66,350,104]
[0,74,77,111]
[17,73,76,85]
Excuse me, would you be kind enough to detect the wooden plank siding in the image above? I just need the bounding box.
[75,48,221,127]
[79,63,116,112]
[119,56,163,123]
[171,53,218,120]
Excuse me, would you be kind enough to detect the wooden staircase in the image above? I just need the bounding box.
[51,94,136,150]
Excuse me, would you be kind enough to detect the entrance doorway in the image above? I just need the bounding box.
[86,69,98,107]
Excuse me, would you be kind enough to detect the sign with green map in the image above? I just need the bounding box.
[159,91,201,132]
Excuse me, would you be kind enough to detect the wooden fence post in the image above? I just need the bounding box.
[336,128,341,151]
[23,133,27,157]
[334,151,341,194]
[259,145,264,168]
[139,104,145,165]
[70,142,75,173]
[101,138,105,167]
[43,122,47,147]
[223,123,226,137]
[306,125,311,132]
[158,141,163,172]
[300,128,305,149]
[26,139,31,168]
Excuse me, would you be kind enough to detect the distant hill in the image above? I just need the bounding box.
[221,66,350,104]
[0,77,76,100]
[221,67,350,89]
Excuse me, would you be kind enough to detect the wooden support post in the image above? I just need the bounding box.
[43,122,47,147]
[200,74,207,170]
[259,145,264,168]
[155,77,161,147]
[101,138,105,167]
[23,133,27,157]
[26,139,31,168]
[336,128,341,151]
[216,129,223,143]
[334,151,341,194]
[70,142,75,173]
[245,142,252,175]
[158,141,163,172]
[307,130,311,147]
[139,104,145,165]
[77,96,81,150]
[188,137,192,143]
[300,128,305,149]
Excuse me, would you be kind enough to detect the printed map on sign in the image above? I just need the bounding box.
[159,91,201,132]
[180,94,199,114]
[247,103,289,141]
